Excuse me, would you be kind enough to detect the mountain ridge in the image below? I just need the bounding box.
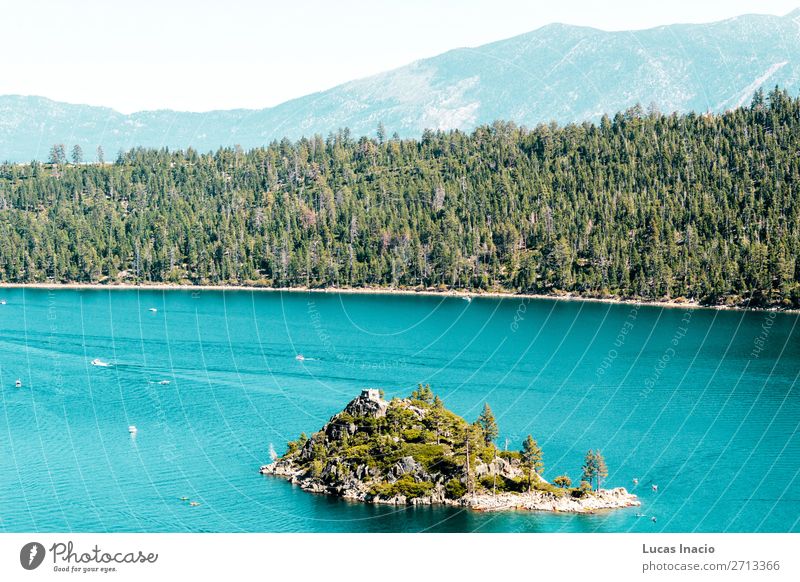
[2,10,800,161]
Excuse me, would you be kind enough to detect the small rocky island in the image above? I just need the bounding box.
[261,387,639,513]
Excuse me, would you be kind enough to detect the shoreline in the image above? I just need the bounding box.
[0,282,796,313]
[260,462,640,514]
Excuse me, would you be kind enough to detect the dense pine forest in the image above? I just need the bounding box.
[0,87,798,308]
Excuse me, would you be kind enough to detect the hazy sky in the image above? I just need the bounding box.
[2,0,798,112]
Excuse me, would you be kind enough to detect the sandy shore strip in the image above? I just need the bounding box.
[0,282,795,313]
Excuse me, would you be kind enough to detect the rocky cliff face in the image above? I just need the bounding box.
[261,390,640,513]
[343,390,388,418]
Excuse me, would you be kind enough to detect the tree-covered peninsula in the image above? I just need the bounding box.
[260,387,638,512]
[1,88,798,308]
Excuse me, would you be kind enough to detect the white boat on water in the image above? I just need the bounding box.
[128,425,138,434]
[158,380,171,385]
[295,354,305,361]
[0,299,6,305]
[15,379,22,388]
[91,358,111,367]
[148,308,158,313]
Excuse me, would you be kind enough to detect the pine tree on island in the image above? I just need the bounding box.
[582,449,609,491]
[520,435,544,492]
[477,403,498,445]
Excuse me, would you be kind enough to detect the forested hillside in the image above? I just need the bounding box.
[1,88,798,307]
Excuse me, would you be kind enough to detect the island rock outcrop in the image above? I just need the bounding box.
[261,388,640,514]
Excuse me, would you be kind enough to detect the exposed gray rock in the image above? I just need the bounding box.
[326,416,357,440]
[299,439,315,461]
[343,390,388,418]
[391,456,422,479]
[475,455,521,479]
[405,405,427,419]
[355,464,371,480]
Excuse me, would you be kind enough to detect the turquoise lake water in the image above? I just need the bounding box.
[0,288,798,533]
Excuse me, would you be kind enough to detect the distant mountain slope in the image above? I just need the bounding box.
[2,9,800,161]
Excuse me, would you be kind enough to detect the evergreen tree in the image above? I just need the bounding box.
[477,403,498,445]
[48,144,66,165]
[595,450,609,490]
[520,435,543,491]
[411,384,434,403]
[582,450,597,489]
[553,475,572,488]
[463,422,482,496]
[582,449,609,491]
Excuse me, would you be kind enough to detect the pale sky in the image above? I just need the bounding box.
[2,0,798,113]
